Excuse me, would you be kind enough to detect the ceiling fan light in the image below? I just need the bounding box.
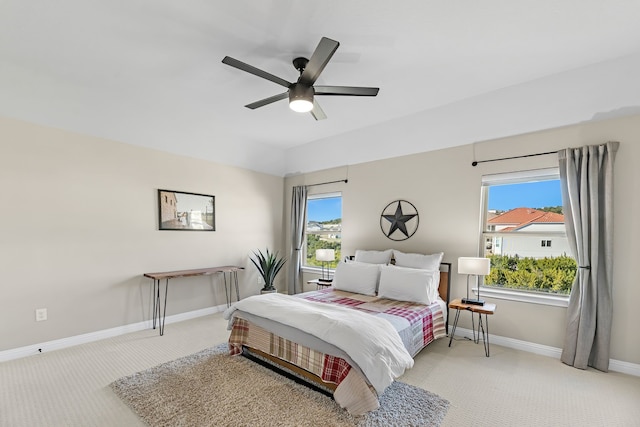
[290,99,314,113]
[289,84,314,113]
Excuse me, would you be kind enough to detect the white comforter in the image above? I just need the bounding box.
[223,293,414,394]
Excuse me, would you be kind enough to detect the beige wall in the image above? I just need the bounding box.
[285,114,640,365]
[0,117,284,351]
[2,112,637,366]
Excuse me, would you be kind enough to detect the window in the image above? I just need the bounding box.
[305,192,342,269]
[480,168,577,298]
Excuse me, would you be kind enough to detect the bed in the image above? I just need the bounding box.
[223,250,451,415]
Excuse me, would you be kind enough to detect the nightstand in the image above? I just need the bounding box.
[307,279,332,290]
[448,298,496,357]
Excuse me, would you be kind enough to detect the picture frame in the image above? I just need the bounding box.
[158,189,215,231]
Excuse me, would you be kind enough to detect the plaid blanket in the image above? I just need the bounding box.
[301,289,446,356]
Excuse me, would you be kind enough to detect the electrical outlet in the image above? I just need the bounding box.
[35,308,47,322]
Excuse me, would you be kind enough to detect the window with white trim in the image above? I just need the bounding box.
[480,168,577,296]
[304,192,342,268]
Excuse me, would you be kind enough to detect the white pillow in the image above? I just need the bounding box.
[331,262,381,296]
[354,249,393,265]
[423,270,441,303]
[377,265,438,305]
[393,251,443,270]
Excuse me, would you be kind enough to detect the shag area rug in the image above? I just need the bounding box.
[110,344,449,427]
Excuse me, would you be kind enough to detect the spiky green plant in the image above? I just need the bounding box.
[250,248,287,291]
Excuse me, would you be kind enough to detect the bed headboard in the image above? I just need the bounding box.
[438,262,452,334]
[437,262,451,305]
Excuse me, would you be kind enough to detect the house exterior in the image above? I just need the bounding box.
[488,208,572,258]
[159,191,178,223]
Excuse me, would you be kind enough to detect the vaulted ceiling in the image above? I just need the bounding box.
[2,1,640,176]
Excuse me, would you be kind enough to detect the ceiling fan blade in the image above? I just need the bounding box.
[222,56,291,88]
[310,100,327,121]
[245,92,289,109]
[315,86,379,96]
[299,37,340,86]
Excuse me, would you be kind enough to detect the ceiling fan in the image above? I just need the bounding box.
[222,37,379,120]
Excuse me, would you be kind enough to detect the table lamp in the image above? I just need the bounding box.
[458,257,491,306]
[315,249,335,283]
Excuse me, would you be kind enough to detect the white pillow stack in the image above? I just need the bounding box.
[393,250,443,291]
[332,249,444,305]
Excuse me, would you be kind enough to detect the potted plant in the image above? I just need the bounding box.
[250,248,287,293]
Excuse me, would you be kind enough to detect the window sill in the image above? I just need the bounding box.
[301,266,333,275]
[475,286,569,307]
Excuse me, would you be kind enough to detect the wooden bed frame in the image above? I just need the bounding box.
[239,262,452,398]
[438,262,452,333]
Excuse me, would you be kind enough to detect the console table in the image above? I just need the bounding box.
[143,266,243,336]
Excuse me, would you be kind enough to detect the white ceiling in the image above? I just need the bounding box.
[2,1,640,176]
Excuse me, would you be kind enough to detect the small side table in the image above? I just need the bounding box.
[307,279,332,290]
[448,298,496,357]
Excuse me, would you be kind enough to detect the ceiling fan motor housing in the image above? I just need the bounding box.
[289,83,315,111]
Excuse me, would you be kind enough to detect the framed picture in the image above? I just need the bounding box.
[158,189,215,231]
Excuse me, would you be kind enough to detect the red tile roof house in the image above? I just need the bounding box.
[487,208,571,258]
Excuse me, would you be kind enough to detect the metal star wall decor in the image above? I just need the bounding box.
[380,200,419,241]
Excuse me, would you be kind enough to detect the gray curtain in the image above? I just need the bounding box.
[288,186,307,294]
[559,141,619,372]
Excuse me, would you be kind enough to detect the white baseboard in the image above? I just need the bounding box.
[608,358,640,377]
[453,327,640,377]
[0,304,228,363]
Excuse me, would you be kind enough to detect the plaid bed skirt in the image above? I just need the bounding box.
[228,317,352,386]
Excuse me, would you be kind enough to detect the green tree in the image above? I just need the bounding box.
[536,206,563,214]
[487,254,577,295]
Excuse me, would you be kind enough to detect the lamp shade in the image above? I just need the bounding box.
[316,249,335,262]
[458,257,490,276]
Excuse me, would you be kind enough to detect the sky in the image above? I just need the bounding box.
[308,196,342,222]
[306,180,562,220]
[488,180,562,211]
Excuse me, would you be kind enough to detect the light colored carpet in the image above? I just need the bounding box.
[111,344,449,426]
[2,313,640,427]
